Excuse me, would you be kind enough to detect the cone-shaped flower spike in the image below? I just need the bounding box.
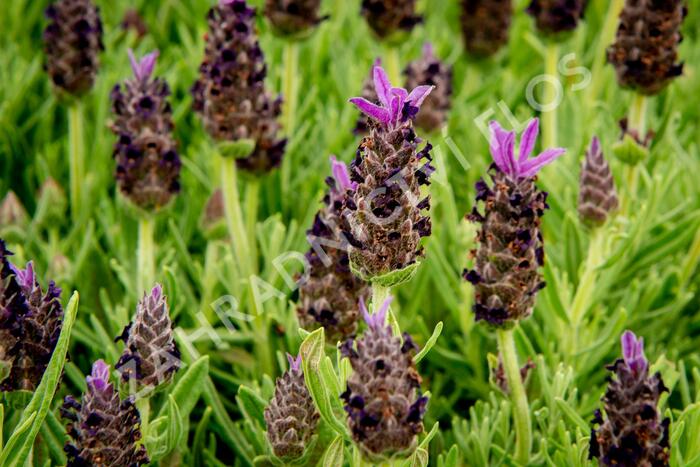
[460,0,513,57]
[361,0,422,39]
[526,0,587,37]
[463,118,565,326]
[264,0,328,37]
[579,137,619,226]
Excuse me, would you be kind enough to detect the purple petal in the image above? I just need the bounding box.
[390,93,404,123]
[329,156,357,191]
[422,42,435,57]
[489,121,516,176]
[373,65,392,108]
[621,330,647,373]
[517,148,566,178]
[11,261,36,290]
[286,353,302,372]
[359,297,371,325]
[150,283,163,302]
[360,296,394,330]
[518,118,539,163]
[349,97,391,125]
[589,136,600,156]
[375,296,393,326]
[407,85,434,110]
[87,360,111,392]
[128,49,159,81]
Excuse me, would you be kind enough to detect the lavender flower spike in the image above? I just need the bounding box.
[489,118,565,180]
[464,117,563,326]
[590,330,670,466]
[350,65,434,128]
[62,360,149,466]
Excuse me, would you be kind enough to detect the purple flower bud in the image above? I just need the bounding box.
[264,353,319,460]
[62,360,149,466]
[115,284,180,390]
[297,158,370,342]
[526,0,586,37]
[43,0,104,96]
[579,137,618,226]
[589,330,670,466]
[464,118,561,326]
[460,0,513,57]
[361,0,422,39]
[0,244,63,392]
[110,50,181,211]
[342,296,426,461]
[192,0,286,173]
[607,0,685,95]
[264,0,328,37]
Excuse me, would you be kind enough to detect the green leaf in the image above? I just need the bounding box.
[554,397,588,433]
[299,328,349,438]
[319,435,344,467]
[236,385,268,428]
[438,445,460,467]
[218,139,256,159]
[350,260,421,287]
[414,322,443,364]
[0,292,79,467]
[612,133,649,165]
[403,447,429,467]
[160,355,209,420]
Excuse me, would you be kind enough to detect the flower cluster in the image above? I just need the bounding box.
[43,0,104,96]
[460,0,513,57]
[403,43,453,133]
[264,354,320,461]
[463,118,564,326]
[0,240,63,392]
[341,297,427,461]
[345,65,435,280]
[264,0,328,37]
[110,50,181,211]
[62,360,149,466]
[608,0,686,95]
[115,284,180,390]
[526,0,587,37]
[297,157,370,342]
[578,137,618,226]
[361,0,422,39]
[589,331,670,466]
[192,0,286,173]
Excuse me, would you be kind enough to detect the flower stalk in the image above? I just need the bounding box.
[220,157,252,278]
[371,283,390,315]
[137,216,155,295]
[385,46,401,87]
[587,0,625,104]
[283,41,299,133]
[68,103,85,221]
[569,227,604,353]
[496,327,531,465]
[245,177,260,270]
[542,42,559,149]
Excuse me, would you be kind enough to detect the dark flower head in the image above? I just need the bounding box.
[361,0,422,40]
[345,66,435,280]
[192,0,286,174]
[589,331,670,466]
[62,360,149,466]
[110,49,181,211]
[464,118,563,326]
[578,136,618,226]
[264,352,319,461]
[43,0,104,96]
[264,0,328,38]
[526,0,586,37]
[607,0,686,95]
[460,0,513,57]
[342,296,426,461]
[403,43,453,133]
[297,157,370,342]
[0,249,63,392]
[115,284,180,391]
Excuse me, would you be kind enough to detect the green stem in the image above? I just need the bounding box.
[245,178,260,274]
[371,283,390,314]
[587,0,625,105]
[569,228,604,353]
[68,103,85,221]
[542,43,559,150]
[283,41,299,133]
[385,46,401,85]
[680,227,700,289]
[136,397,151,445]
[628,93,648,137]
[137,216,155,295]
[496,327,531,465]
[220,156,251,278]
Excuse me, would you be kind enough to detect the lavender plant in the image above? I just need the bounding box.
[464,117,564,463]
[579,137,619,226]
[589,331,671,466]
[264,0,327,38]
[62,360,150,466]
